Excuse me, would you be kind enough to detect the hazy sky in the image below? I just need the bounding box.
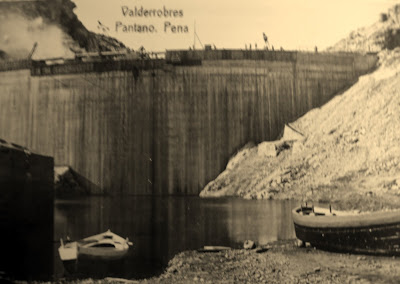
[72,0,399,52]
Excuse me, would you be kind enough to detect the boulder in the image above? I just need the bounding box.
[54,166,88,197]
[243,240,256,250]
[291,141,304,155]
[257,142,276,157]
[281,124,305,142]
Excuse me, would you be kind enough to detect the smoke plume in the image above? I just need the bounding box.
[0,13,74,59]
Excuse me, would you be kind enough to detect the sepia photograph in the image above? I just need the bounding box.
[1,0,400,283]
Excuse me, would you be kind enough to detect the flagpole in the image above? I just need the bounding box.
[194,20,196,50]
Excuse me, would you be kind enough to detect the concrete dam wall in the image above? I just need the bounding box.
[0,51,378,195]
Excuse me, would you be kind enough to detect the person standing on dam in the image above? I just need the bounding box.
[263,32,269,49]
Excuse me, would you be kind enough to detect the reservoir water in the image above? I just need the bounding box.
[54,196,296,279]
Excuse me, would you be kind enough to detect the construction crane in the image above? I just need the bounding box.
[27,42,37,59]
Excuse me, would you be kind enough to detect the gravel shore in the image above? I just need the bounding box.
[49,240,400,284]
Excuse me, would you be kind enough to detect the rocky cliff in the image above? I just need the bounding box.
[0,0,126,59]
[327,4,400,52]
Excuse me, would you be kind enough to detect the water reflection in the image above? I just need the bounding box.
[54,196,296,279]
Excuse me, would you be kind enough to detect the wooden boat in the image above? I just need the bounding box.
[58,230,132,261]
[292,205,400,255]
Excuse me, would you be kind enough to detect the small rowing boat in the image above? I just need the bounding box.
[292,205,400,255]
[58,230,132,262]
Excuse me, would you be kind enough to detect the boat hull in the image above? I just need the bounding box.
[58,242,77,261]
[59,230,131,264]
[292,207,400,255]
[78,246,129,260]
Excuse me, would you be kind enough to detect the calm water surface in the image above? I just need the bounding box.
[54,196,296,279]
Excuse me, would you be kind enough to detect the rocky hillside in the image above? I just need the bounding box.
[0,0,126,59]
[200,48,400,211]
[200,3,400,211]
[327,4,400,52]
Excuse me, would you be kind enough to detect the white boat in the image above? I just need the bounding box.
[58,230,132,261]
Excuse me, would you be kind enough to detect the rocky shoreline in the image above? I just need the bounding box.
[44,240,400,284]
[145,240,400,284]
